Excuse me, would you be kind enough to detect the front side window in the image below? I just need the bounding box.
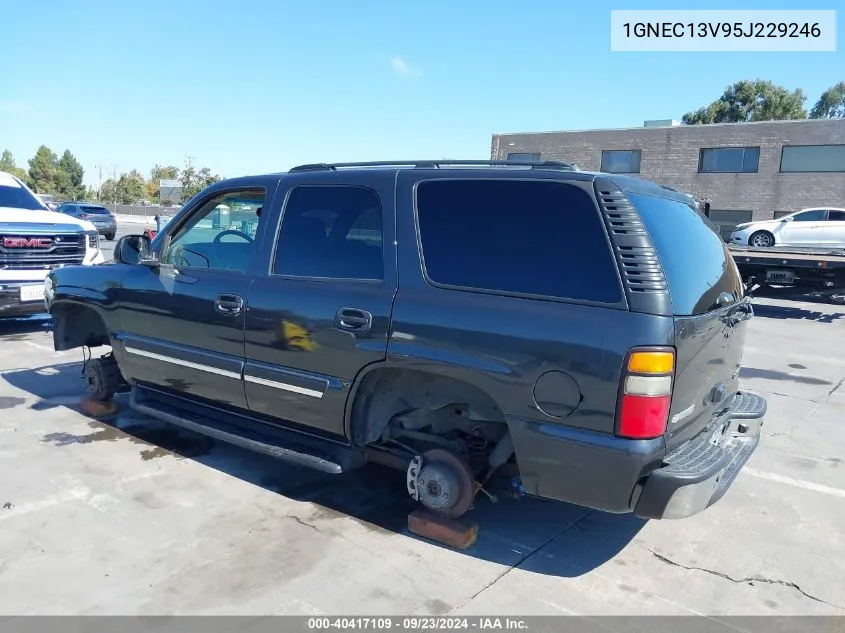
[601,150,641,174]
[273,186,384,280]
[699,147,759,173]
[415,179,622,304]
[161,188,265,273]
[792,210,827,222]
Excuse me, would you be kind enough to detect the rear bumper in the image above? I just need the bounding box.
[507,390,765,519]
[634,391,765,519]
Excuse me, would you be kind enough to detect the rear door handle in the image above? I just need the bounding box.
[216,294,244,316]
[335,307,372,333]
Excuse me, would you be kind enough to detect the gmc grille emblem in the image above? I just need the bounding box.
[2,237,53,248]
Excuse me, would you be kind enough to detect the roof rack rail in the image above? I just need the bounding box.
[288,159,579,172]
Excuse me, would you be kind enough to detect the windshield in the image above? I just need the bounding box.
[0,174,47,210]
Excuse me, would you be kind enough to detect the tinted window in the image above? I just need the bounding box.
[828,210,845,221]
[699,147,759,173]
[0,174,44,210]
[416,180,621,303]
[601,150,641,174]
[80,205,111,215]
[781,145,845,172]
[792,210,827,222]
[162,189,265,273]
[273,186,384,280]
[629,192,743,316]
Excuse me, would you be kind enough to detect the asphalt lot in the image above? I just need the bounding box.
[0,224,843,615]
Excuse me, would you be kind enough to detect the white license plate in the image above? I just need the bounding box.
[19,284,45,302]
[765,270,795,283]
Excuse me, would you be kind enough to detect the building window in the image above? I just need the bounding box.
[773,210,791,219]
[707,209,753,241]
[780,145,845,172]
[506,152,540,161]
[600,150,641,173]
[698,147,759,173]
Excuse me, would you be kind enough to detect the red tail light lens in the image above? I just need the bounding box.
[617,348,675,440]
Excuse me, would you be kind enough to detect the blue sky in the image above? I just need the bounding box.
[1,0,842,188]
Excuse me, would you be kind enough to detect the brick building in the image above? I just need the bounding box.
[490,118,845,238]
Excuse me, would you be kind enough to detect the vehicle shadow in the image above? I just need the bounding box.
[751,303,845,323]
[2,361,646,578]
[0,315,52,339]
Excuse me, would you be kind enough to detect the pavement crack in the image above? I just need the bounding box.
[289,515,320,532]
[447,509,595,615]
[825,376,845,400]
[643,546,844,611]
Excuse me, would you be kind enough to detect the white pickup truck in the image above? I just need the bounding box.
[0,171,105,317]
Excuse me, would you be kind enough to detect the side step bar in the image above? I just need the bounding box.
[129,386,366,474]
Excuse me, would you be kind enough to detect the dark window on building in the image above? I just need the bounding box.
[708,209,753,241]
[828,210,845,221]
[506,152,540,161]
[600,150,641,174]
[773,210,792,219]
[415,179,622,304]
[273,186,384,280]
[698,147,759,173]
[780,145,845,172]
[628,193,742,316]
[791,209,827,222]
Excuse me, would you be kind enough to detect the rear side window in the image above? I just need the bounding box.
[628,192,743,316]
[415,180,622,303]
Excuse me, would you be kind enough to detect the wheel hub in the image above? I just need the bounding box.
[406,449,476,518]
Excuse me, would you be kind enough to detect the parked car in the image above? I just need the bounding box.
[0,171,104,317]
[46,159,765,521]
[56,202,117,240]
[730,207,845,248]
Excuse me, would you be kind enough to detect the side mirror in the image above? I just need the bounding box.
[781,216,794,223]
[114,234,153,265]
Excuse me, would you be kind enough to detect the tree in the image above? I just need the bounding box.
[100,178,117,204]
[682,80,807,124]
[115,169,147,204]
[56,150,85,200]
[146,164,180,201]
[810,81,845,119]
[180,164,221,201]
[27,145,59,194]
[0,149,29,182]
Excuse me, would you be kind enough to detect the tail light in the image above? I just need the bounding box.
[617,348,675,439]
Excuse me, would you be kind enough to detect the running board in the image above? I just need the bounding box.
[129,386,366,474]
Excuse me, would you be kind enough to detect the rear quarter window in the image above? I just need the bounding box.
[628,192,744,316]
[415,179,622,304]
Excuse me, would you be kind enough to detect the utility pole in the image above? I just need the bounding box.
[185,155,196,169]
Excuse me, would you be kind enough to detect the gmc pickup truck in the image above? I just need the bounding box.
[46,160,765,520]
[1,171,104,317]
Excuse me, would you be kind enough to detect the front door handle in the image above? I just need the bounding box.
[216,294,244,316]
[335,307,372,333]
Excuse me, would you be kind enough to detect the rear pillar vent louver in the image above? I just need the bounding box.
[594,178,673,316]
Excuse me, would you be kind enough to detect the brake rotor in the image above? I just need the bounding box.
[416,449,476,519]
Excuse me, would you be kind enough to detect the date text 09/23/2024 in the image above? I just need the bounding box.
[307,617,528,630]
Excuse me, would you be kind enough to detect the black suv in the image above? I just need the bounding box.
[47,160,764,521]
